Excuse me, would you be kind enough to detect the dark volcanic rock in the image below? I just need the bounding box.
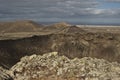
[0,32,120,69]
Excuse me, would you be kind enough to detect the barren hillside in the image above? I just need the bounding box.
[0,20,120,80]
[0,20,43,33]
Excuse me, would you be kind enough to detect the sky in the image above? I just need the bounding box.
[0,0,120,25]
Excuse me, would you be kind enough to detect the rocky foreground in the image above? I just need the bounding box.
[1,52,120,80]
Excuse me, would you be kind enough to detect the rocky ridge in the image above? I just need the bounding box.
[8,52,120,80]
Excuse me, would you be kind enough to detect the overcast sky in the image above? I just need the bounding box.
[0,0,120,25]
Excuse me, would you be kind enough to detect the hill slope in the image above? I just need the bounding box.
[0,20,43,33]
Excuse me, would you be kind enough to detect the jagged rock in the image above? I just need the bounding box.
[9,52,120,80]
[0,67,13,80]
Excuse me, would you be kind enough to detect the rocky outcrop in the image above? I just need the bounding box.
[10,52,120,80]
[0,67,13,80]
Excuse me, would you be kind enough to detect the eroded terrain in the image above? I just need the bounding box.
[0,20,120,80]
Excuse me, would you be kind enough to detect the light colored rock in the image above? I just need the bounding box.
[29,54,37,60]
[9,52,120,80]
[0,67,13,80]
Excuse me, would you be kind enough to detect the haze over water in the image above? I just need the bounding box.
[0,0,120,25]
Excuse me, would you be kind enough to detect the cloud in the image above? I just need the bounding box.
[0,0,120,24]
[105,0,120,2]
[29,0,120,19]
[34,0,100,17]
[0,0,118,17]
